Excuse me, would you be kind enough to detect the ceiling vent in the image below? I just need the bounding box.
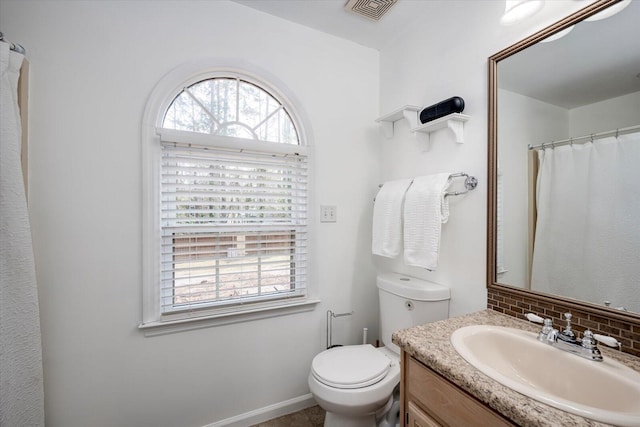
[344,0,399,21]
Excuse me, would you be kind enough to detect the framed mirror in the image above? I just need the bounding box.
[488,0,640,326]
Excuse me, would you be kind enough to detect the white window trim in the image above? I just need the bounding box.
[140,59,317,335]
[139,299,319,337]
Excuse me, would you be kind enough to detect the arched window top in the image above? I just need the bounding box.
[162,76,300,145]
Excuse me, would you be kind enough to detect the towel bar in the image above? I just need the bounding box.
[445,172,478,197]
[376,172,478,198]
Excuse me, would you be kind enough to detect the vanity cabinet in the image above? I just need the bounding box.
[401,351,516,427]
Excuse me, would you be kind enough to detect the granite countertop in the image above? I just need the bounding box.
[392,309,640,427]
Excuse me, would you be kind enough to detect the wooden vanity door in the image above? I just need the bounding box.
[407,401,441,427]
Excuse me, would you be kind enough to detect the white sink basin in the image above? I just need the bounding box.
[451,325,640,426]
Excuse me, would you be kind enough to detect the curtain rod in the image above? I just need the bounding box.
[528,124,640,150]
[0,32,26,55]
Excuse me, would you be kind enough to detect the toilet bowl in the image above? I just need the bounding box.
[309,273,451,427]
[308,345,400,427]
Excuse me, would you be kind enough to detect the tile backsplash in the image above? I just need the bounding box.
[488,287,640,358]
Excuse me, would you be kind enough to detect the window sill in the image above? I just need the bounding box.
[139,298,320,337]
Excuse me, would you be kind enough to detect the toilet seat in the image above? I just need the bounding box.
[311,344,391,389]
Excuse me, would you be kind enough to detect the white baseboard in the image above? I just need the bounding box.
[204,393,317,427]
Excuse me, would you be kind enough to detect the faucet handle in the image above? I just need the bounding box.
[541,318,557,340]
[593,333,622,350]
[525,314,557,342]
[534,318,556,342]
[581,330,597,349]
[525,313,544,324]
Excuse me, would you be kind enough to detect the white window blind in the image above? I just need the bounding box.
[159,137,308,315]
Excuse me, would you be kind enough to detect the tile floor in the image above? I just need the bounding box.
[250,405,325,427]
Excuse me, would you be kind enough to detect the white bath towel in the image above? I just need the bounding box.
[0,43,44,426]
[403,173,452,270]
[372,179,413,258]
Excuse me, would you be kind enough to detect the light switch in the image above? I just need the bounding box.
[320,205,337,223]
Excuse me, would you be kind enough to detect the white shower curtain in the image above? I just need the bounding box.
[0,42,44,426]
[531,131,640,312]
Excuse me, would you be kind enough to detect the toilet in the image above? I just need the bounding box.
[309,273,450,427]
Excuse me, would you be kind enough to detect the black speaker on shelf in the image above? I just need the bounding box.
[419,96,465,124]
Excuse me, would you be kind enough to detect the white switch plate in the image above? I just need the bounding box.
[320,205,337,223]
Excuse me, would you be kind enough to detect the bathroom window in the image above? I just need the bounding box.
[141,68,313,332]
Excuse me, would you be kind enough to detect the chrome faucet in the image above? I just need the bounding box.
[525,312,621,362]
[557,312,577,343]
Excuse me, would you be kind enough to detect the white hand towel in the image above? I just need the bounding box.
[403,173,452,270]
[372,179,413,258]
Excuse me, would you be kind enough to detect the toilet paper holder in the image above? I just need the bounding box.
[326,309,354,349]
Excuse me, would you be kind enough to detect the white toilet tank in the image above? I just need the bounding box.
[377,273,450,354]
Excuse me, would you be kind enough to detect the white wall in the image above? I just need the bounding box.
[0,1,380,426]
[376,0,593,317]
[570,90,640,135]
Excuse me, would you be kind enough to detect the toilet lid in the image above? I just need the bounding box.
[311,345,391,389]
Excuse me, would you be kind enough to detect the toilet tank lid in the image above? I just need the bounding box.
[376,273,450,301]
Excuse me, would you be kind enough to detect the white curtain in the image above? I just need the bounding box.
[0,42,44,426]
[531,131,640,312]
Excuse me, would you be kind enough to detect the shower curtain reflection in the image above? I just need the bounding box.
[531,131,640,312]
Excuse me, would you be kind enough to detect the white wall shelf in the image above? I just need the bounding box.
[410,113,470,144]
[375,105,420,138]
